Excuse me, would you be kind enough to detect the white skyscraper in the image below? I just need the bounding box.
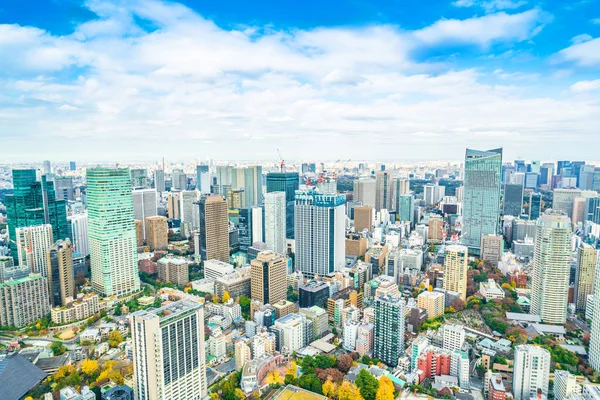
[530,210,571,324]
[69,213,90,257]
[180,190,199,232]
[131,300,207,400]
[132,189,158,238]
[513,345,550,400]
[264,192,287,255]
[589,247,600,371]
[294,190,346,277]
[15,224,54,275]
[353,178,376,207]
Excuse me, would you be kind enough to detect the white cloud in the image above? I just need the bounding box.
[571,34,593,44]
[592,18,600,24]
[0,0,598,161]
[452,0,528,13]
[413,9,550,47]
[556,37,600,66]
[571,80,600,92]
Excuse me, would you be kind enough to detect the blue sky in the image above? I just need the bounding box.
[0,0,599,162]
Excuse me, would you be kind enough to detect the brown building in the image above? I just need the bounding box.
[251,250,287,305]
[145,216,168,251]
[197,195,230,263]
[272,300,297,318]
[167,191,181,219]
[427,216,444,244]
[365,246,388,275]
[47,239,74,307]
[135,220,144,247]
[345,233,367,257]
[354,206,373,233]
[157,255,189,286]
[327,287,363,321]
[507,271,528,288]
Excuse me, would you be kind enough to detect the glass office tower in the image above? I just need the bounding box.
[266,172,299,239]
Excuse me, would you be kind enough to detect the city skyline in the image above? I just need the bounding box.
[1,0,599,161]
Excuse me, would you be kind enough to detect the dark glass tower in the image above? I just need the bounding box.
[266,172,299,239]
[529,192,542,221]
[6,170,70,263]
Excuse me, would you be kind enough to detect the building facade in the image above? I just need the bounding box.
[266,172,299,239]
[443,245,468,302]
[195,195,230,263]
[264,192,287,255]
[47,239,74,307]
[373,295,405,367]
[512,345,550,400]
[251,251,287,305]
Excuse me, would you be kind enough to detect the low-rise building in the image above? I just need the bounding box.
[480,279,505,300]
[51,293,100,325]
[157,255,189,286]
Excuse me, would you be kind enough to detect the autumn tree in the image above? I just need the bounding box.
[338,381,364,400]
[316,368,344,383]
[355,369,379,400]
[287,361,298,377]
[323,380,338,399]
[222,291,231,303]
[109,330,124,348]
[82,359,99,376]
[336,354,354,373]
[375,376,394,400]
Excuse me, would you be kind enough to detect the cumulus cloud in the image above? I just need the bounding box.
[571,80,600,92]
[0,0,598,161]
[556,37,600,66]
[453,0,528,13]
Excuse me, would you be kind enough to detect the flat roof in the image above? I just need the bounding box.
[505,312,541,322]
[274,385,328,400]
[531,324,566,334]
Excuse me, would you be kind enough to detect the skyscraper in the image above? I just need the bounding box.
[15,224,54,276]
[47,239,74,307]
[6,170,70,263]
[462,148,502,252]
[530,211,571,324]
[131,300,207,400]
[295,190,346,277]
[513,345,550,400]
[251,250,287,305]
[54,176,75,201]
[196,164,209,193]
[529,192,542,220]
[266,172,299,239]
[503,183,524,217]
[398,194,415,226]
[244,166,263,206]
[130,169,149,188]
[238,207,264,252]
[373,295,405,367]
[69,213,89,257]
[87,167,140,297]
[264,192,286,255]
[574,243,597,311]
[354,205,373,233]
[353,177,376,207]
[154,169,165,193]
[43,160,52,175]
[195,195,230,263]
[0,274,51,327]
[443,245,468,301]
[392,178,410,211]
[69,161,76,171]
[132,189,158,239]
[171,169,187,191]
[145,216,169,251]
[375,171,392,212]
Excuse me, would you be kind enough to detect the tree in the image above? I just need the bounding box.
[114,304,123,316]
[316,368,344,383]
[82,359,99,376]
[285,374,298,385]
[212,295,221,304]
[323,380,338,399]
[109,330,124,348]
[299,373,323,395]
[222,291,231,303]
[287,361,298,377]
[50,341,66,356]
[338,381,364,400]
[287,285,299,302]
[451,298,465,311]
[336,354,354,373]
[375,376,394,400]
[355,369,379,400]
[239,296,251,313]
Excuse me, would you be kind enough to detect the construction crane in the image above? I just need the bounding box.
[277,149,285,172]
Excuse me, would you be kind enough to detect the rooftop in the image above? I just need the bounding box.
[273,385,328,400]
[0,354,48,400]
[505,312,540,322]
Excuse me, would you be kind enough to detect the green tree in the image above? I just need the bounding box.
[50,341,66,356]
[299,373,323,395]
[355,369,379,400]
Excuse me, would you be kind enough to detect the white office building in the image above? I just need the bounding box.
[294,190,346,277]
[264,192,287,255]
[132,189,158,238]
[180,190,200,231]
[442,324,465,352]
[15,224,53,275]
[513,345,551,400]
[451,350,470,390]
[343,319,359,351]
[204,260,234,280]
[131,300,207,400]
[554,370,581,400]
[69,213,89,257]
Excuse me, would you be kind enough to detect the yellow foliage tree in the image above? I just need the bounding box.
[222,291,231,303]
[338,381,364,400]
[212,295,220,304]
[82,359,99,376]
[210,393,220,400]
[428,285,433,292]
[264,370,283,384]
[103,360,118,371]
[286,361,298,377]
[375,376,395,400]
[235,388,246,400]
[54,365,75,380]
[109,330,123,348]
[24,397,33,400]
[184,287,192,293]
[323,380,338,399]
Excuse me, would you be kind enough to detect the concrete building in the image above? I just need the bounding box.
[51,292,100,324]
[428,215,444,243]
[145,216,168,251]
[299,281,329,309]
[354,178,376,207]
[530,211,572,324]
[204,260,234,280]
[272,313,313,354]
[251,251,287,305]
[354,206,373,233]
[157,255,189,286]
[575,243,597,311]
[481,234,503,266]
[264,192,287,255]
[442,324,465,352]
[355,322,374,357]
[87,168,140,297]
[132,189,158,239]
[553,188,582,219]
[451,350,470,389]
[235,340,252,370]
[513,345,550,400]
[417,291,445,318]
[15,224,54,276]
[0,274,51,327]
[195,195,230,263]
[480,279,505,300]
[47,239,74,307]
[215,268,251,299]
[488,375,507,400]
[131,300,207,400]
[373,295,405,367]
[69,213,89,257]
[299,306,329,340]
[443,245,468,301]
[503,183,524,217]
[167,191,181,220]
[375,171,392,212]
[554,370,581,400]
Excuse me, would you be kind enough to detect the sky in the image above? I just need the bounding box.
[0,0,599,162]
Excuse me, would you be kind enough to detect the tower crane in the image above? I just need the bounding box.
[277,149,285,172]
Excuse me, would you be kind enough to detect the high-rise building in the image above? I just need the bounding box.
[132,189,158,239]
[15,224,54,276]
[87,168,140,297]
[530,211,571,324]
[145,216,169,251]
[0,274,51,327]
[171,169,187,191]
[513,345,550,400]
[6,170,70,263]
[238,207,264,252]
[443,245,468,301]
[539,163,554,186]
[529,192,542,220]
[442,323,465,351]
[553,188,582,218]
[272,313,313,354]
[195,195,230,263]
[196,165,209,193]
[266,172,299,239]
[243,166,263,206]
[373,295,405,367]
[417,291,445,318]
[295,190,346,277]
[590,263,600,371]
[354,205,373,233]
[575,243,597,311]
[0,256,29,283]
[69,161,76,171]
[481,235,503,266]
[167,191,181,220]
[392,178,411,211]
[451,350,470,389]
[299,281,329,309]
[180,190,199,232]
[375,171,392,212]
[353,177,376,207]
[54,176,75,201]
[131,300,207,400]
[154,169,165,193]
[264,192,287,255]
[251,251,287,305]
[42,160,52,175]
[398,194,415,226]
[47,239,74,307]
[424,184,445,206]
[462,148,502,252]
[130,169,149,188]
[554,370,581,400]
[503,183,524,217]
[157,255,189,286]
[215,166,233,197]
